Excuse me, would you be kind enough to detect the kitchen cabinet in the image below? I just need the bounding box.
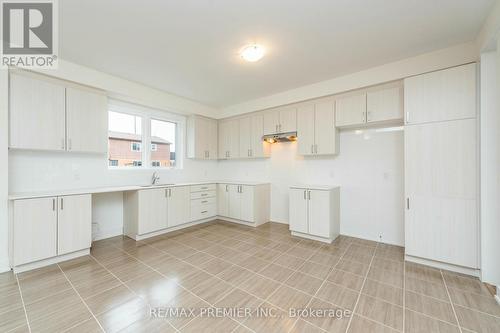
[136,188,168,235]
[190,184,217,221]
[218,119,239,159]
[168,186,190,227]
[9,73,66,151]
[404,63,476,124]
[187,115,218,159]
[366,87,403,123]
[239,114,270,159]
[218,183,270,225]
[9,72,108,153]
[289,186,340,243]
[297,101,338,156]
[335,93,366,127]
[66,87,108,153]
[264,107,297,134]
[12,194,92,267]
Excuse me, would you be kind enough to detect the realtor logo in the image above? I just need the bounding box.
[1,0,58,68]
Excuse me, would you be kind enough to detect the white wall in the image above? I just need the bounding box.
[217,128,405,246]
[480,50,500,287]
[0,69,9,272]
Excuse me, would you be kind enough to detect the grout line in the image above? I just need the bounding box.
[441,270,463,333]
[57,263,106,333]
[13,274,31,333]
[344,242,380,333]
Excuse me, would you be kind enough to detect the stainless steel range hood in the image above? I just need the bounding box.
[262,131,297,143]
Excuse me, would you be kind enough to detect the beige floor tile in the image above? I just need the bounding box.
[0,284,23,314]
[343,252,373,265]
[405,262,443,284]
[59,255,102,275]
[443,273,492,297]
[348,315,399,333]
[286,246,317,260]
[165,289,210,329]
[253,248,282,262]
[126,271,184,307]
[190,276,234,304]
[204,244,233,257]
[24,288,81,323]
[177,269,214,290]
[273,253,306,270]
[29,301,92,333]
[448,287,500,317]
[259,263,295,282]
[85,284,136,316]
[265,241,295,253]
[290,319,325,333]
[367,266,404,288]
[316,244,346,257]
[336,259,369,277]
[181,315,240,333]
[405,290,456,324]
[371,257,404,273]
[217,265,253,286]
[297,261,331,280]
[284,271,323,296]
[215,288,262,315]
[197,257,233,275]
[404,276,449,301]
[362,279,403,306]
[105,256,155,282]
[454,305,500,333]
[236,256,271,273]
[308,252,341,267]
[237,273,281,300]
[96,297,149,333]
[91,246,129,265]
[405,309,460,333]
[355,295,403,331]
[302,297,351,333]
[18,273,73,305]
[65,318,103,333]
[8,325,30,333]
[182,251,215,267]
[327,269,365,292]
[267,285,311,311]
[123,243,169,263]
[0,307,28,332]
[317,281,359,310]
[71,269,122,299]
[152,257,197,279]
[241,302,297,333]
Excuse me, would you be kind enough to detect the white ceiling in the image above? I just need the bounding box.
[60,0,495,108]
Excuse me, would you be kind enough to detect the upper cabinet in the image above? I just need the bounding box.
[186,115,218,159]
[404,63,476,124]
[239,114,270,159]
[9,72,108,153]
[263,107,297,134]
[9,73,66,151]
[335,84,403,128]
[297,100,338,156]
[218,119,239,159]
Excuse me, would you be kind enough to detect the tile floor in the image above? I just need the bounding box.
[1,220,499,333]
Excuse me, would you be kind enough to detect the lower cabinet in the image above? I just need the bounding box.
[124,186,191,238]
[217,183,270,225]
[12,194,92,267]
[289,186,340,243]
[190,184,217,221]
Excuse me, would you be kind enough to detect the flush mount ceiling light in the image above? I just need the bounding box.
[240,44,265,62]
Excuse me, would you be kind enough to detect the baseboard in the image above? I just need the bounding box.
[291,231,337,244]
[13,249,90,274]
[405,254,480,277]
[340,231,404,247]
[134,217,216,241]
[217,216,263,227]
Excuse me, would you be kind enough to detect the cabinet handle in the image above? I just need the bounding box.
[169,189,172,197]
[315,144,318,154]
[201,200,208,203]
[308,191,311,200]
[367,111,371,122]
[52,198,56,211]
[225,185,229,192]
[201,210,208,214]
[60,198,64,210]
[311,145,314,154]
[201,186,208,190]
[303,190,306,200]
[165,189,168,197]
[201,193,208,197]
[61,139,65,150]
[406,198,410,210]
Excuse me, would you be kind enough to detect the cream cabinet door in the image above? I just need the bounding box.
[240,186,255,222]
[279,107,297,133]
[297,104,315,156]
[13,197,58,265]
[289,188,308,233]
[207,119,218,159]
[227,119,240,159]
[314,101,337,155]
[264,110,280,135]
[66,87,108,153]
[138,189,168,235]
[405,119,478,268]
[9,73,66,151]
[57,195,92,255]
[308,190,331,238]
[218,121,229,159]
[335,93,366,127]
[228,185,242,219]
[404,63,476,124]
[217,184,230,217]
[366,87,403,123]
[167,186,190,227]
[239,117,252,158]
[250,114,269,158]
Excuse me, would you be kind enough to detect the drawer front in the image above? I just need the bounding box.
[190,204,216,221]
[191,197,216,206]
[190,190,216,200]
[190,184,216,192]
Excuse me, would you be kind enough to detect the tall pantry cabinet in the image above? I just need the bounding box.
[404,63,478,270]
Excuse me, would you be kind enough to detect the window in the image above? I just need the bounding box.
[108,102,182,169]
[108,111,143,167]
[151,118,177,167]
[131,142,141,152]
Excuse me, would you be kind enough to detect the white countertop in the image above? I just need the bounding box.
[8,181,270,200]
[290,184,340,190]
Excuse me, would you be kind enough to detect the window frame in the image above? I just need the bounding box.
[108,100,184,170]
[131,142,142,152]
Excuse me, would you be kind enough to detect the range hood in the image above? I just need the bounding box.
[262,131,297,143]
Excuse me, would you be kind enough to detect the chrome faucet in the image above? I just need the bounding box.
[151,171,160,185]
